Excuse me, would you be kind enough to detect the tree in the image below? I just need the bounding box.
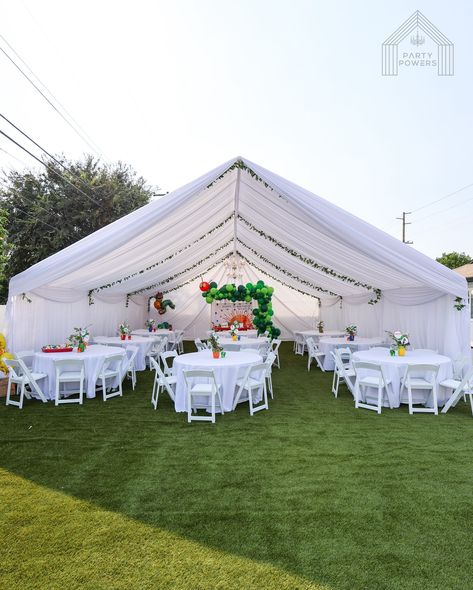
[436,251,473,270]
[0,155,155,302]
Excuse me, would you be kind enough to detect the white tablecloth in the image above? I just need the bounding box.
[33,345,126,400]
[319,337,386,370]
[220,337,268,352]
[295,330,345,340]
[93,336,153,371]
[131,329,173,338]
[174,350,262,413]
[208,330,259,339]
[352,349,453,408]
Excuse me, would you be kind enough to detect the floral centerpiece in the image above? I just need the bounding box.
[230,321,239,341]
[345,325,357,341]
[145,318,156,332]
[317,320,324,334]
[208,331,223,359]
[69,326,90,352]
[386,330,410,356]
[118,322,131,340]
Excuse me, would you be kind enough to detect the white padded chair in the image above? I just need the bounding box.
[96,354,124,401]
[4,358,48,409]
[124,345,139,390]
[331,350,356,398]
[270,339,282,368]
[441,365,473,415]
[149,357,176,409]
[400,364,440,415]
[53,358,85,406]
[183,369,223,423]
[306,337,325,372]
[233,363,269,415]
[160,350,178,377]
[353,361,392,414]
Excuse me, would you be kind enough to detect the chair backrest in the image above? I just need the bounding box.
[101,353,125,374]
[242,362,267,385]
[160,350,178,373]
[183,369,218,392]
[270,339,281,353]
[15,350,35,369]
[352,360,389,386]
[265,351,277,367]
[149,357,175,400]
[306,337,320,356]
[452,355,471,380]
[335,347,352,362]
[52,358,85,374]
[194,338,205,351]
[403,363,440,384]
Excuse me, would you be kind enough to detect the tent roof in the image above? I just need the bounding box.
[9,156,467,303]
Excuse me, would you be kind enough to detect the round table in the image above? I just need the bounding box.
[352,348,453,408]
[131,329,173,338]
[220,337,268,352]
[208,330,259,339]
[174,350,262,413]
[33,345,126,400]
[319,337,386,370]
[93,336,153,370]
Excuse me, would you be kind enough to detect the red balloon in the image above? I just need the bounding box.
[199,281,210,292]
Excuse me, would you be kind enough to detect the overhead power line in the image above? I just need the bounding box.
[0,37,105,158]
[411,180,473,214]
[0,128,101,206]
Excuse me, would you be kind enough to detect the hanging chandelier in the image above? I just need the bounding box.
[224,253,245,283]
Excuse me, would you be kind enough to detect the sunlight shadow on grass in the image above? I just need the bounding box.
[0,468,331,590]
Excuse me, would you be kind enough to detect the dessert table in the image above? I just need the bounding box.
[352,348,453,408]
[319,336,387,370]
[93,336,153,370]
[174,350,262,413]
[33,345,126,400]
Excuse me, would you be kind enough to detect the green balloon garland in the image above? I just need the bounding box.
[200,280,281,339]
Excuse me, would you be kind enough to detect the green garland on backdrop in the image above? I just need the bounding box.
[200,280,281,339]
[454,296,466,311]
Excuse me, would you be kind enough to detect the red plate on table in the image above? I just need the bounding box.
[41,347,73,353]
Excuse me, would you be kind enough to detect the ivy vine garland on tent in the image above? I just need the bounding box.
[199,279,281,339]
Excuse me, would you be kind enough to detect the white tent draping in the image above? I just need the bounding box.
[5,157,469,360]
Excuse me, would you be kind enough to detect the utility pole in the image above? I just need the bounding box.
[396,211,413,244]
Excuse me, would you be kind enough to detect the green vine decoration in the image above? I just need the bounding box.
[454,296,466,311]
[238,214,381,303]
[88,214,234,303]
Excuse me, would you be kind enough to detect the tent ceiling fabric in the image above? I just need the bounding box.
[9,156,466,303]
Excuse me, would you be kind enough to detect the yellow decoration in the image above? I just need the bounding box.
[232,335,238,341]
[398,346,406,357]
[0,333,14,375]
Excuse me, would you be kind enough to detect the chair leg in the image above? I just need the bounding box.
[407,383,413,415]
[468,394,473,416]
[377,385,382,414]
[187,392,192,422]
[432,384,438,416]
[211,393,216,424]
[102,377,107,401]
[79,377,84,405]
[248,388,254,416]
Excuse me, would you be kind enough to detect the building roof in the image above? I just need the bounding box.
[453,264,473,280]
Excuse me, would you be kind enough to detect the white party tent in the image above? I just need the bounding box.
[6,157,470,358]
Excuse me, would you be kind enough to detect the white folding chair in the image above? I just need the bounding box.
[194,338,207,352]
[53,358,85,405]
[441,365,473,415]
[147,336,168,369]
[233,363,269,415]
[306,337,325,372]
[15,350,35,370]
[124,345,139,390]
[400,364,440,415]
[331,350,356,398]
[353,361,392,414]
[336,346,352,367]
[160,350,178,377]
[183,369,223,423]
[149,357,177,409]
[293,333,306,356]
[265,351,277,399]
[96,354,124,401]
[168,330,184,353]
[4,358,48,409]
[270,339,282,368]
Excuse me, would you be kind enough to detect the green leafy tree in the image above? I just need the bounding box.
[436,251,473,270]
[0,155,155,302]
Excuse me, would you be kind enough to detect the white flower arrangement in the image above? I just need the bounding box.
[118,321,131,335]
[145,318,156,328]
[230,320,239,337]
[386,330,410,347]
[69,326,91,347]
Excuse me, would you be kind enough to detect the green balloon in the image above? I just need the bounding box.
[205,296,213,303]
[267,286,274,294]
[245,295,252,302]
[268,309,274,316]
[261,287,268,295]
[210,281,217,289]
[246,283,253,290]
[226,284,234,292]
[210,287,217,295]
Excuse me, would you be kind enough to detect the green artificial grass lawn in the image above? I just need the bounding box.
[1,342,473,590]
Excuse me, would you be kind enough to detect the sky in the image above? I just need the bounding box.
[1,0,472,259]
